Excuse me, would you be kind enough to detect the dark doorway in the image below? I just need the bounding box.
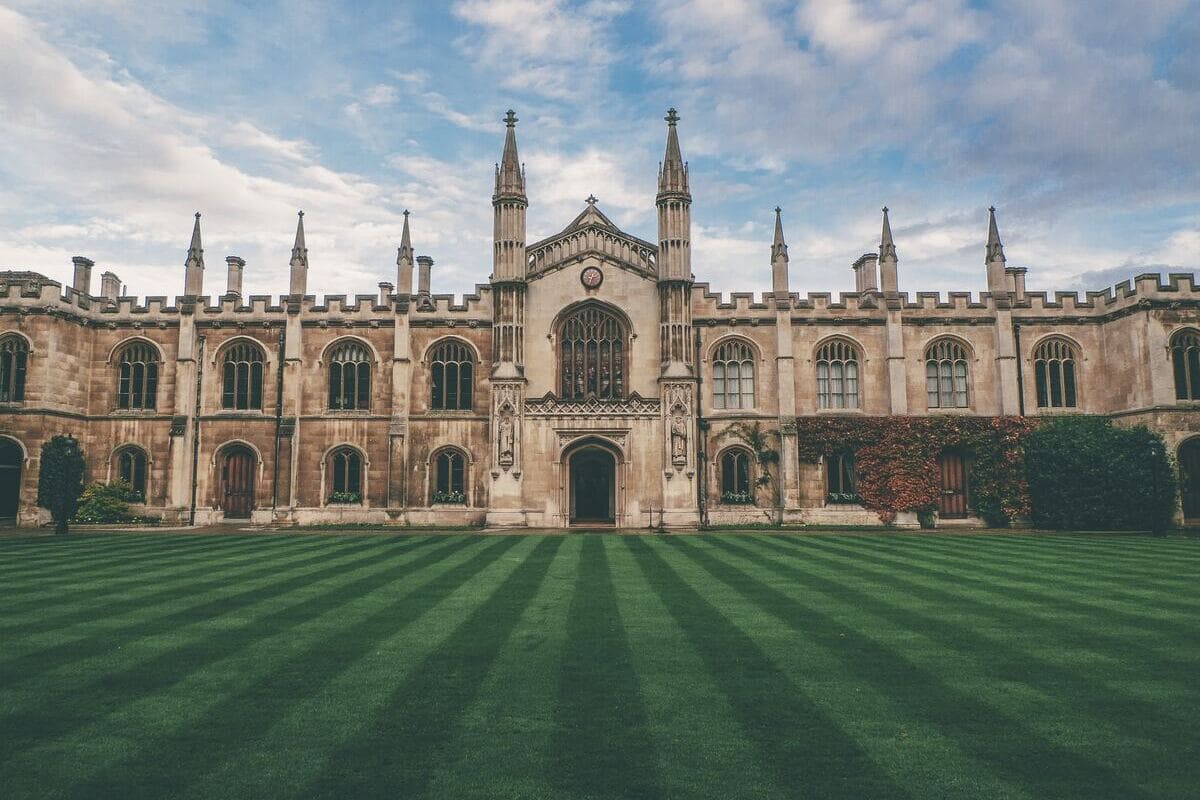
[0,438,22,520]
[570,448,615,524]
[1180,439,1200,520]
[938,451,970,519]
[221,446,256,519]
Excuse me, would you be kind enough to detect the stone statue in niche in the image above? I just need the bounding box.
[670,409,688,466]
[498,407,515,468]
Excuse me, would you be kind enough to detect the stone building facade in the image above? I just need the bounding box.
[2,109,1199,528]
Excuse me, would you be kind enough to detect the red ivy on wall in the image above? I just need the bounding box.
[794,416,1034,525]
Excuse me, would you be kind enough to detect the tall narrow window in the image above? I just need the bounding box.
[327,447,363,503]
[115,446,147,500]
[1172,329,1200,401]
[116,341,159,410]
[430,340,474,411]
[559,305,625,400]
[925,338,970,409]
[432,449,466,504]
[712,339,755,410]
[221,341,265,410]
[719,448,752,504]
[826,453,857,504]
[816,338,860,410]
[1034,337,1078,408]
[328,341,371,411]
[0,336,28,403]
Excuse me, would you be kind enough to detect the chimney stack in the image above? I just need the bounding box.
[1006,266,1027,302]
[852,253,879,294]
[225,256,245,298]
[71,256,94,296]
[100,271,121,304]
[378,281,393,306]
[417,255,433,296]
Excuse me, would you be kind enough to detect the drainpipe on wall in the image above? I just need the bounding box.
[694,327,708,528]
[188,335,206,526]
[271,328,286,510]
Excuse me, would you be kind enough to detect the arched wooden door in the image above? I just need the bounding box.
[0,438,22,520]
[221,446,256,519]
[570,448,615,524]
[1179,439,1200,520]
[938,451,969,519]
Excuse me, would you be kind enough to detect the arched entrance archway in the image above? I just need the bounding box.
[219,445,256,519]
[0,437,23,520]
[569,447,616,524]
[1179,438,1200,521]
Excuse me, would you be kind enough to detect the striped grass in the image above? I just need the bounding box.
[1,532,1198,799]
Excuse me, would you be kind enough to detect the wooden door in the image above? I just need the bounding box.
[0,439,21,519]
[1180,440,1200,520]
[938,452,969,519]
[222,448,255,518]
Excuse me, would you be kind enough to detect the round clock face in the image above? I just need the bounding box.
[581,267,603,288]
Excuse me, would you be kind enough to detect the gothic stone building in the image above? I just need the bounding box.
[2,109,1200,528]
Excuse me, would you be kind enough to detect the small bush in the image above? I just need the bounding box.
[1025,416,1175,532]
[73,480,137,525]
[37,435,86,535]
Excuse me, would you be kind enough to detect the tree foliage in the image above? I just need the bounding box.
[1024,416,1175,532]
[37,435,85,535]
[73,480,137,525]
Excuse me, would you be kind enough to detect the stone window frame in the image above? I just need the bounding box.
[824,451,858,506]
[428,446,471,506]
[1032,335,1080,410]
[110,444,150,502]
[554,300,632,402]
[715,445,754,505]
[324,338,373,412]
[1170,327,1200,402]
[215,337,269,413]
[0,332,31,405]
[924,336,972,410]
[814,335,862,411]
[709,336,759,412]
[112,338,162,413]
[321,443,368,507]
[425,336,478,413]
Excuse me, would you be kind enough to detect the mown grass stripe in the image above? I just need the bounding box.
[420,535,582,800]
[295,536,563,799]
[600,536,776,799]
[0,536,340,628]
[36,536,522,800]
[625,535,914,800]
[0,536,442,741]
[546,534,664,799]
[939,533,1200,569]
[0,534,391,673]
[706,535,1165,799]
[0,535,249,585]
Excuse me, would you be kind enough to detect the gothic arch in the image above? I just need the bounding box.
[549,299,635,341]
[0,330,34,355]
[106,336,164,364]
[555,434,626,465]
[319,334,381,366]
[812,333,866,361]
[921,334,976,360]
[706,334,761,362]
[210,335,272,367]
[420,336,480,364]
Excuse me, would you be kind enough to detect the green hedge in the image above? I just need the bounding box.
[1025,416,1175,531]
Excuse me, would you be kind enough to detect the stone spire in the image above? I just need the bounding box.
[771,207,789,298]
[493,110,528,283]
[657,107,689,197]
[879,207,899,296]
[494,109,525,200]
[289,210,308,297]
[184,212,204,296]
[985,206,1008,299]
[396,209,414,296]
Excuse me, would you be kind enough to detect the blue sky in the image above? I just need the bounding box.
[0,0,1197,300]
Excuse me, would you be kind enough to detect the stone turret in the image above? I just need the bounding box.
[396,210,414,297]
[492,110,527,283]
[289,211,307,297]
[184,212,204,297]
[879,207,898,297]
[771,207,789,299]
[656,107,691,283]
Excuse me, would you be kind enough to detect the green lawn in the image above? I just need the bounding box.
[1,532,1198,799]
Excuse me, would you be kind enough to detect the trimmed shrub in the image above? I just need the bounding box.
[1025,416,1175,532]
[73,480,137,525]
[37,435,86,535]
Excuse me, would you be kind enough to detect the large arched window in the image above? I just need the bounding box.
[1034,337,1078,408]
[327,446,363,503]
[116,341,159,410]
[430,340,473,411]
[559,305,625,400]
[0,335,27,403]
[432,448,466,504]
[925,338,969,409]
[328,340,371,411]
[719,448,752,504]
[712,339,755,410]
[115,446,147,500]
[816,338,860,410]
[221,341,265,410]
[1172,329,1200,401]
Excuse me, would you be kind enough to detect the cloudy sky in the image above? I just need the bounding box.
[0,1,1197,300]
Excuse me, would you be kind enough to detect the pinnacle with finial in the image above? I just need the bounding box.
[658,106,688,195]
[495,109,525,198]
[879,206,896,260]
[186,211,203,264]
[772,206,788,260]
[291,210,307,265]
[504,109,518,127]
[586,194,598,206]
[986,205,1005,262]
